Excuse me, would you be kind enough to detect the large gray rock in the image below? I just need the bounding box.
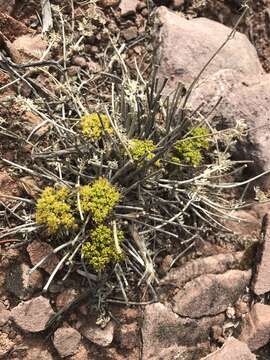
[201,337,256,360]
[142,302,224,360]
[173,270,251,318]
[252,213,270,295]
[160,252,243,288]
[11,296,54,332]
[155,7,263,90]
[189,69,270,188]
[239,303,270,351]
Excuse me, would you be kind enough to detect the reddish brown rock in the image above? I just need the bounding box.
[25,347,53,360]
[0,302,10,326]
[172,270,251,318]
[27,240,59,274]
[252,213,270,295]
[202,337,256,360]
[0,0,15,14]
[0,331,14,358]
[118,323,138,350]
[53,327,81,357]
[56,289,78,310]
[122,26,138,41]
[155,7,263,91]
[80,319,114,347]
[5,262,43,299]
[161,252,244,288]
[11,296,54,332]
[69,344,88,360]
[142,302,223,360]
[0,12,30,41]
[0,171,21,201]
[189,70,270,189]
[120,0,138,16]
[239,303,270,351]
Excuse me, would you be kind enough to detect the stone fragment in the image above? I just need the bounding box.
[0,171,21,202]
[69,344,88,360]
[0,302,10,326]
[80,319,114,347]
[5,263,43,299]
[118,323,138,350]
[25,347,53,360]
[0,331,14,358]
[201,337,256,360]
[142,302,223,360]
[0,12,30,41]
[120,0,138,16]
[122,26,138,41]
[53,327,81,358]
[56,289,78,310]
[173,270,251,318]
[0,0,15,14]
[11,296,54,332]
[27,240,59,274]
[188,70,270,189]
[161,252,243,287]
[252,213,270,295]
[239,303,270,351]
[154,7,263,91]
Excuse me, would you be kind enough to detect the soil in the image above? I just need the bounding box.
[1,0,270,359]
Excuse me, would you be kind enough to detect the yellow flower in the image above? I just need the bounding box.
[81,113,112,140]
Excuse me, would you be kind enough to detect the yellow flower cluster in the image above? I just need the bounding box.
[81,113,112,140]
[173,127,210,166]
[79,178,120,223]
[36,187,76,234]
[129,139,157,162]
[82,225,124,271]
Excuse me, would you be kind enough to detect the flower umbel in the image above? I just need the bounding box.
[82,224,124,271]
[129,139,156,162]
[81,113,112,140]
[173,127,210,166]
[79,178,120,223]
[36,186,76,234]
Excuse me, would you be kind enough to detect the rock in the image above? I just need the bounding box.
[56,289,78,310]
[122,26,138,41]
[142,302,224,360]
[53,327,81,358]
[172,270,251,318]
[188,70,270,189]
[0,171,21,202]
[0,0,15,15]
[98,0,120,7]
[154,7,263,91]
[160,252,244,287]
[0,331,14,358]
[172,0,184,8]
[120,0,138,16]
[69,344,88,360]
[12,34,48,62]
[21,112,49,138]
[80,319,114,347]
[11,296,54,332]
[0,302,10,326]
[118,323,138,350]
[25,347,53,360]
[27,240,59,274]
[252,213,270,295]
[239,303,270,351]
[5,263,43,299]
[72,56,88,68]
[0,12,30,42]
[202,337,256,360]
